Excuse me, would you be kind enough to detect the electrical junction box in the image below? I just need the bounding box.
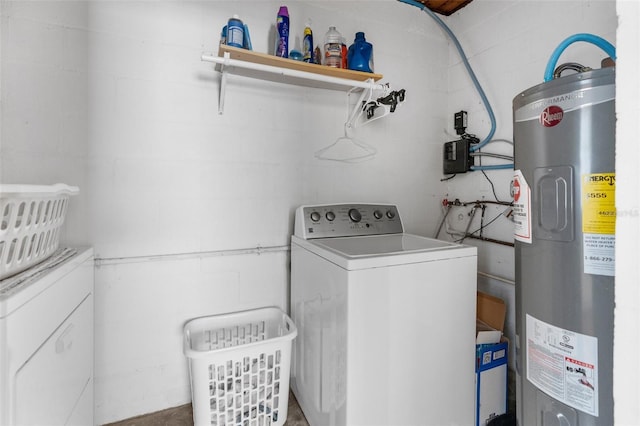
[443,138,473,174]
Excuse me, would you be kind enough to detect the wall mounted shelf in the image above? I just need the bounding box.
[202,45,387,113]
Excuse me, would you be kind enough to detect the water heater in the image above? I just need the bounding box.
[513,66,615,426]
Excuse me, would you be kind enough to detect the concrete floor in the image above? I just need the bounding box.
[104,391,309,426]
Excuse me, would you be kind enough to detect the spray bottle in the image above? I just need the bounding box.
[302,19,313,63]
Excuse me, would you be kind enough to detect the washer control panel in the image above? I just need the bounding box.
[294,203,403,239]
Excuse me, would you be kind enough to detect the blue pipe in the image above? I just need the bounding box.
[397,0,496,153]
[470,164,513,171]
[543,33,616,82]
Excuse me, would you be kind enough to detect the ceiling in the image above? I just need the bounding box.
[416,0,474,16]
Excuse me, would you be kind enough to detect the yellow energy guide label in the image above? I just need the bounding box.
[581,173,615,276]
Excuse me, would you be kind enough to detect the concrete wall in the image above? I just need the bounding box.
[3,1,638,424]
[614,0,640,423]
[85,2,448,422]
[1,1,89,245]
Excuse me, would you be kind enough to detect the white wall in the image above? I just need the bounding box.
[3,1,638,424]
[614,0,640,423]
[86,1,448,422]
[0,1,89,245]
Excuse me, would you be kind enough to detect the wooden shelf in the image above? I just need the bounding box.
[204,45,387,113]
[217,45,383,83]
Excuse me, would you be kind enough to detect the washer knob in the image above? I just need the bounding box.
[326,211,336,221]
[386,210,396,219]
[348,208,362,223]
[310,211,321,222]
[373,210,383,219]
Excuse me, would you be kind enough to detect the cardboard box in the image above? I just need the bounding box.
[475,292,508,426]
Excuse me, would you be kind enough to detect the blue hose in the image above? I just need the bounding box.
[470,164,513,171]
[543,33,616,82]
[397,0,496,153]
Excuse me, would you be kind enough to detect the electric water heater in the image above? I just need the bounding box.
[513,66,615,426]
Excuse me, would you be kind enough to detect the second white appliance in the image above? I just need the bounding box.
[0,247,94,426]
[290,203,477,426]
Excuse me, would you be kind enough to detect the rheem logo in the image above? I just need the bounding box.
[540,105,564,127]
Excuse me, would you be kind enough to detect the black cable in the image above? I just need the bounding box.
[440,174,457,181]
[481,170,502,202]
[468,211,503,236]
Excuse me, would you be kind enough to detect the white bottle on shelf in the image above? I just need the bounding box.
[323,26,343,68]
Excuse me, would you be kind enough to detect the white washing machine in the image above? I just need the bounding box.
[290,203,477,426]
[0,247,94,426]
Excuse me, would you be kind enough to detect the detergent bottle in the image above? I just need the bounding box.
[347,32,374,73]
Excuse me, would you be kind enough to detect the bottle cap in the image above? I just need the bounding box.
[278,6,289,17]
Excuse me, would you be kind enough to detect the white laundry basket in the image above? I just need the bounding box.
[184,307,297,426]
[0,184,79,280]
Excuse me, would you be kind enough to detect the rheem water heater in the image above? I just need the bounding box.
[513,63,615,426]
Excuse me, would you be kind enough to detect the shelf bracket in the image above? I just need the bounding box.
[218,51,231,114]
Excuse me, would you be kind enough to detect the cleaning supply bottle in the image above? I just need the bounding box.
[302,19,313,63]
[324,26,344,68]
[220,25,227,46]
[226,15,244,48]
[347,32,374,73]
[243,23,252,50]
[314,45,322,64]
[275,6,289,58]
[341,35,348,69]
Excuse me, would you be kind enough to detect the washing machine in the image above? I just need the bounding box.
[290,203,477,426]
[0,247,94,426]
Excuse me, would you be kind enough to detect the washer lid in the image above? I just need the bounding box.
[315,234,454,256]
[293,233,476,270]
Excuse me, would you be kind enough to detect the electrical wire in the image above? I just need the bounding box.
[451,208,505,243]
[440,174,457,181]
[488,138,514,145]
[397,0,496,152]
[472,137,514,169]
[467,211,503,237]
[470,152,514,161]
[481,170,502,202]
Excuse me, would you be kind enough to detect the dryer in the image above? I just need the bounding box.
[290,203,477,426]
[0,247,94,426]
